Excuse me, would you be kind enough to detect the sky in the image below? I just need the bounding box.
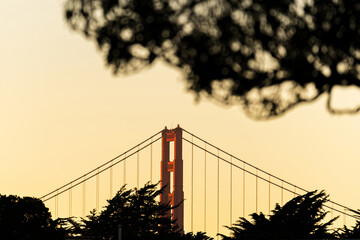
[1,0,360,234]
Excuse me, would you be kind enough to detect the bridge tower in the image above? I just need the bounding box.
[160,125,184,231]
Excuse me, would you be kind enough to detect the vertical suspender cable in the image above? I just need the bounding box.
[191,136,194,232]
[230,156,232,226]
[217,149,220,240]
[69,183,72,217]
[243,162,245,218]
[54,197,56,219]
[96,169,99,213]
[281,181,284,206]
[137,146,139,188]
[150,138,153,184]
[124,153,126,185]
[268,175,271,215]
[82,176,86,218]
[294,186,296,197]
[344,209,346,226]
[110,160,113,198]
[55,190,58,219]
[256,169,258,213]
[204,142,207,232]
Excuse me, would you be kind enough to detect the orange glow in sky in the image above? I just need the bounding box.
[1,0,360,236]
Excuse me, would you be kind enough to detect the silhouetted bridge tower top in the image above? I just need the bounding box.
[40,125,359,238]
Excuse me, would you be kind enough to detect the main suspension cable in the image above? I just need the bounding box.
[40,130,162,201]
[42,136,162,202]
[183,137,357,219]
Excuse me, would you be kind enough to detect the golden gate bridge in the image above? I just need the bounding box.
[40,125,358,238]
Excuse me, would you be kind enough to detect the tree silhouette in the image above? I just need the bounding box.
[64,0,360,119]
[338,222,360,239]
[0,194,65,240]
[219,191,337,240]
[337,209,360,239]
[66,182,212,239]
[183,231,214,240]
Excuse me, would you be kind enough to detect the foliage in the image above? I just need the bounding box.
[64,0,360,119]
[219,190,337,240]
[337,222,360,239]
[336,209,360,239]
[0,194,65,240]
[66,182,213,239]
[183,231,214,240]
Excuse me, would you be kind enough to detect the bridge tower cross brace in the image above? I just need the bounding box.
[160,125,184,231]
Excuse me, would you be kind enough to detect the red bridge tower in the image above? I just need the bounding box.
[160,125,184,231]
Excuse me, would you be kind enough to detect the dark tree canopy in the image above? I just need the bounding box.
[64,0,360,119]
[219,191,337,240]
[339,222,360,239]
[0,195,64,240]
[67,183,179,239]
[66,182,213,240]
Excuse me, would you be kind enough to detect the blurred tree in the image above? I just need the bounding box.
[0,194,65,240]
[66,182,213,239]
[219,191,337,239]
[64,0,360,119]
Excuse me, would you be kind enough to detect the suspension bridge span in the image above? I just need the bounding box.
[40,125,358,238]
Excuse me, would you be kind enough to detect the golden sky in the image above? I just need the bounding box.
[1,0,360,235]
